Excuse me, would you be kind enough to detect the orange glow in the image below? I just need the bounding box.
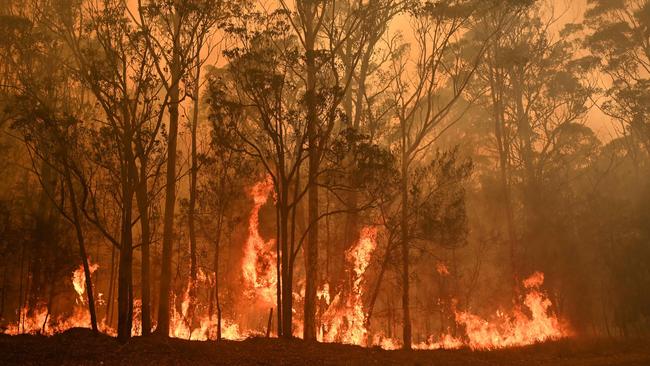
[453,272,569,350]
[410,272,570,350]
[413,333,464,350]
[5,263,101,335]
[1,181,570,351]
[319,227,378,345]
[436,262,450,276]
[241,175,277,305]
[72,262,99,304]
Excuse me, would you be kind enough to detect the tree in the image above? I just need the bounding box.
[584,0,650,152]
[198,122,254,340]
[321,0,404,318]
[5,1,101,331]
[132,0,225,337]
[277,0,389,340]
[212,8,309,337]
[478,5,594,278]
[386,0,494,348]
[49,0,169,340]
[0,3,67,323]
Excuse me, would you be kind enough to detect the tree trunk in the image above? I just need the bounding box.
[107,245,116,327]
[157,21,181,336]
[117,120,136,342]
[303,12,319,342]
[366,239,392,331]
[117,192,134,341]
[135,178,151,336]
[280,183,292,338]
[488,56,518,288]
[64,167,98,333]
[400,124,412,350]
[187,54,201,328]
[212,211,223,340]
[275,198,283,337]
[513,66,538,271]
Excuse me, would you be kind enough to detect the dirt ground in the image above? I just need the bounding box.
[1,328,649,365]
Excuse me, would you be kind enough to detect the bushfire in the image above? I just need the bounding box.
[2,179,570,350]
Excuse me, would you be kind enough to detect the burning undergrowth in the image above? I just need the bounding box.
[1,179,570,350]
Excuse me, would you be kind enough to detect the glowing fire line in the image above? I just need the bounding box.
[1,178,570,351]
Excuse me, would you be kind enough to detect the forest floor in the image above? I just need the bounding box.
[1,328,649,366]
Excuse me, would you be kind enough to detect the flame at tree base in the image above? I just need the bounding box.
[1,178,570,350]
[409,272,570,350]
[319,227,378,345]
[313,226,569,351]
[1,261,570,350]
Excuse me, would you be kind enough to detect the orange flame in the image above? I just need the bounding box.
[1,183,570,352]
[5,263,102,335]
[453,272,568,350]
[241,175,277,304]
[319,227,378,345]
[72,262,99,304]
[411,272,569,350]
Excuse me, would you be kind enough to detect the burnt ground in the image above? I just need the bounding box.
[1,328,649,366]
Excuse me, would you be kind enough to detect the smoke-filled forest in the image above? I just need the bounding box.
[0,0,649,364]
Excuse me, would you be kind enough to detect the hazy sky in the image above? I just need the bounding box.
[389,0,615,141]
[125,0,615,141]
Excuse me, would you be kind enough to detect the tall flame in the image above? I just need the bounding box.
[320,227,377,345]
[241,175,277,304]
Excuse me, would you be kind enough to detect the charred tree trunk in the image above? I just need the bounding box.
[107,245,116,327]
[275,197,283,337]
[211,211,223,340]
[117,187,134,341]
[366,239,392,331]
[279,183,292,338]
[187,54,201,329]
[117,119,136,342]
[64,166,98,333]
[157,20,181,336]
[400,124,412,350]
[135,177,151,336]
[303,12,319,342]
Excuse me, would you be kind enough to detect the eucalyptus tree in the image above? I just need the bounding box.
[2,0,100,332]
[584,0,650,152]
[319,0,404,310]
[276,0,395,340]
[210,8,309,337]
[197,113,255,340]
[131,0,228,336]
[466,0,534,288]
[49,0,168,340]
[385,0,522,348]
[472,5,595,281]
